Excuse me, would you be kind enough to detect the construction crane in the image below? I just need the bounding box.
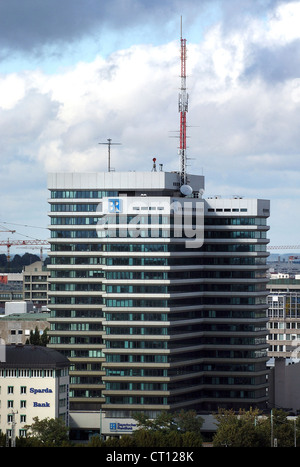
[0,239,50,263]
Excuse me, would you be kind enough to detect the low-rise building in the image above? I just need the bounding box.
[23,261,49,307]
[268,358,300,413]
[0,312,50,345]
[0,344,69,443]
[267,275,300,360]
[0,273,23,309]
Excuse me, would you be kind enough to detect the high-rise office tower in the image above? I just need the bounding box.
[47,171,270,424]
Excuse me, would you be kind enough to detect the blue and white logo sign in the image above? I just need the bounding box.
[108,198,122,213]
[110,422,137,432]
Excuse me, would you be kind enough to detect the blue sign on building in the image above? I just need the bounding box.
[110,422,136,432]
[108,199,122,213]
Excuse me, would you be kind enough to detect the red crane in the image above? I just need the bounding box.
[0,238,50,263]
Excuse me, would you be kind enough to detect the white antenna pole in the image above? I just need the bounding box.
[99,138,122,172]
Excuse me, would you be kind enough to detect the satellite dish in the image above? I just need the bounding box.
[180,184,193,196]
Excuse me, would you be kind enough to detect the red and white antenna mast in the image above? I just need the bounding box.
[178,17,189,187]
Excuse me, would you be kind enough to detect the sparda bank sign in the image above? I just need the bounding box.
[30,387,53,407]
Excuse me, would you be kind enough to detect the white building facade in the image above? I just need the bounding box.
[0,344,69,441]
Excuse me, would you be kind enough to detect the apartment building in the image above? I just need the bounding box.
[23,261,50,307]
[267,275,300,360]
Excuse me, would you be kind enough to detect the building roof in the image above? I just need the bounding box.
[0,312,50,321]
[0,344,69,369]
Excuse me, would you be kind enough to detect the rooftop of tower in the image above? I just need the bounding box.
[48,171,205,197]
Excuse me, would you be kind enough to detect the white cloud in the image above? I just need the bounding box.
[0,74,26,109]
[266,1,300,45]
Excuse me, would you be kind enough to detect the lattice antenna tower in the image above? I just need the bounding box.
[178,17,189,187]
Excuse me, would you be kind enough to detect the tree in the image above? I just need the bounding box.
[134,411,174,433]
[213,408,242,447]
[0,433,6,447]
[175,409,204,434]
[270,408,295,447]
[212,408,299,447]
[25,416,69,447]
[40,328,50,346]
[213,408,265,447]
[132,410,203,447]
[28,327,40,346]
[26,326,49,346]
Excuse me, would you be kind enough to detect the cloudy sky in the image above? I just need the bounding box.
[0,0,299,254]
